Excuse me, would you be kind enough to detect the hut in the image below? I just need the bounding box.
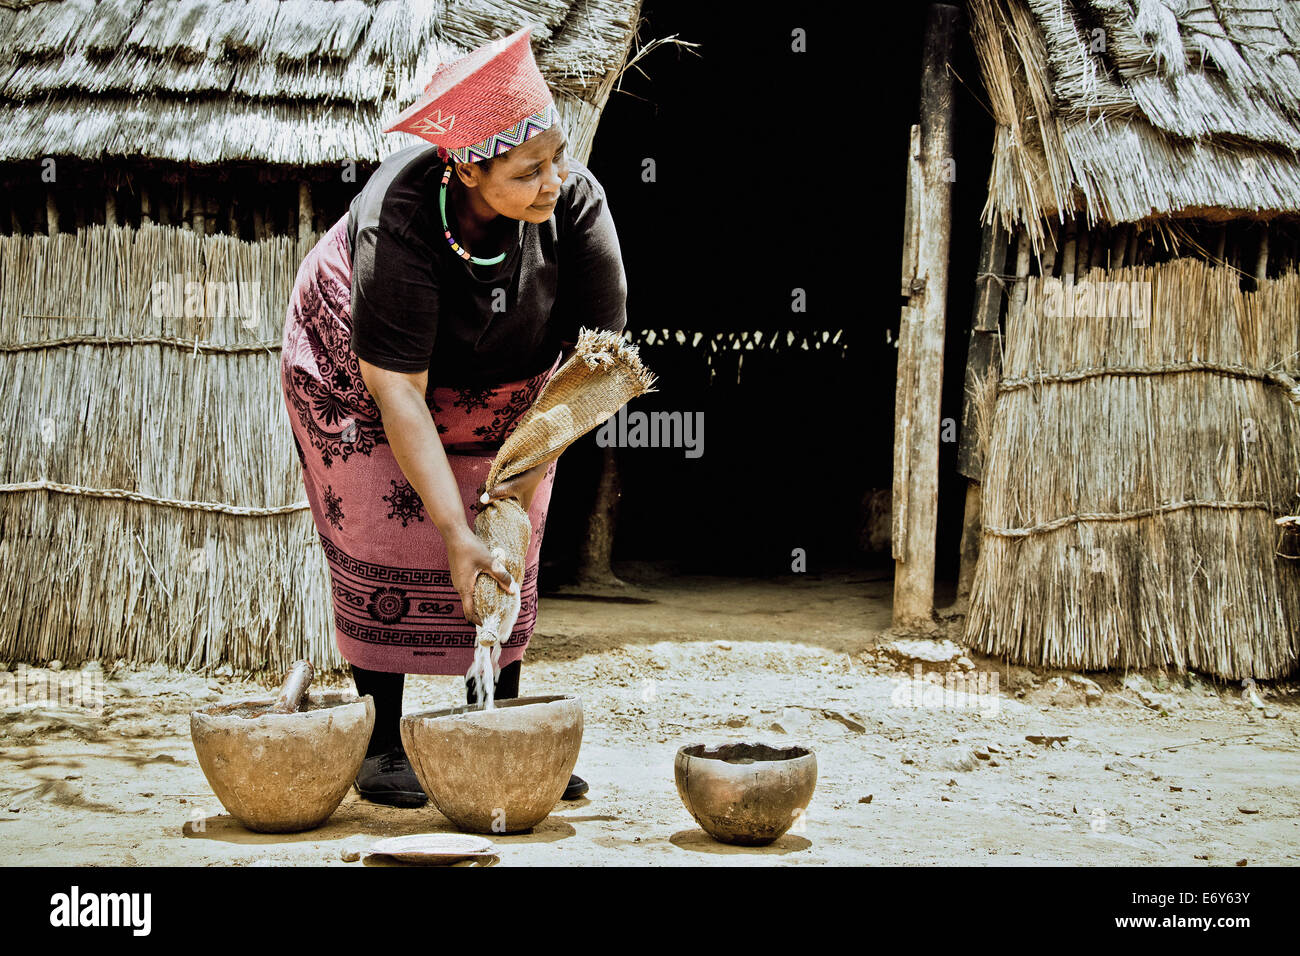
[958,0,1300,679]
[0,0,642,674]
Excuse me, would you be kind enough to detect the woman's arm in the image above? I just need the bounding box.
[359,358,516,623]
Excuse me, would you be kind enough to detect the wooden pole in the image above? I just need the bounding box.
[46,191,59,236]
[1089,225,1107,269]
[191,186,205,233]
[955,221,1011,606]
[1039,219,1058,277]
[575,445,625,586]
[899,125,921,300]
[105,189,117,228]
[181,179,193,231]
[298,181,313,246]
[140,186,152,226]
[1255,222,1270,283]
[1109,224,1131,268]
[891,3,959,633]
[893,125,922,568]
[955,485,981,610]
[1060,216,1078,279]
[158,181,172,226]
[956,220,1009,483]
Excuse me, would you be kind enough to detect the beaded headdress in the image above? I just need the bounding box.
[383,26,559,164]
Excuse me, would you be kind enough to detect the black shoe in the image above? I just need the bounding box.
[562,774,588,800]
[355,746,427,808]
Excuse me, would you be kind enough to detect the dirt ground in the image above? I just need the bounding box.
[3,562,1298,867]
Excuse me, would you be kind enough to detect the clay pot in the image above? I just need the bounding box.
[674,742,817,846]
[401,695,582,834]
[190,692,373,833]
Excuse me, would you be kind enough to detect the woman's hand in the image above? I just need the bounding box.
[447,529,517,626]
[476,461,550,513]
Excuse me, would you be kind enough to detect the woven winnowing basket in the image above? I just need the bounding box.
[469,327,657,703]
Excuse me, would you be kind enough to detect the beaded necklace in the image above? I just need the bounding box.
[439,165,507,266]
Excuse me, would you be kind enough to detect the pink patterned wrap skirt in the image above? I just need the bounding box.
[279,214,559,675]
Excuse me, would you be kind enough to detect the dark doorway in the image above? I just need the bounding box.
[543,2,992,590]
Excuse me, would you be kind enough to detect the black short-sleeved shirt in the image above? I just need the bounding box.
[346,144,627,387]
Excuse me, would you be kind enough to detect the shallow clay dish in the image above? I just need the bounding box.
[401,695,582,834]
[674,742,817,846]
[366,834,495,863]
[190,692,373,833]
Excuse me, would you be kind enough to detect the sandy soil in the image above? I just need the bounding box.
[2,562,1297,867]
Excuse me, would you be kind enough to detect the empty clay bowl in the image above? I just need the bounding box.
[191,692,373,833]
[400,695,582,834]
[675,742,817,846]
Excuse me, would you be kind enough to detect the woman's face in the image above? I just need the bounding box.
[455,124,570,224]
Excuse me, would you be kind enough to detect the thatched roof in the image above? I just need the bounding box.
[970,0,1300,235]
[0,0,641,166]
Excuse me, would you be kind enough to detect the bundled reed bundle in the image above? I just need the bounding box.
[469,327,656,705]
[967,258,1300,679]
[0,222,333,674]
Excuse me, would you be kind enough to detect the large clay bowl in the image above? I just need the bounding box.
[400,695,582,834]
[190,692,373,833]
[675,742,817,846]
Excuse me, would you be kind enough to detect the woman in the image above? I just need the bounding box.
[280,27,627,807]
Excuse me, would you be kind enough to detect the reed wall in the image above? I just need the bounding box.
[967,258,1300,678]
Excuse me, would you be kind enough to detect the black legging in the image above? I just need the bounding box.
[352,661,523,756]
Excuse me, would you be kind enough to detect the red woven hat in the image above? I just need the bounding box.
[384,26,558,163]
